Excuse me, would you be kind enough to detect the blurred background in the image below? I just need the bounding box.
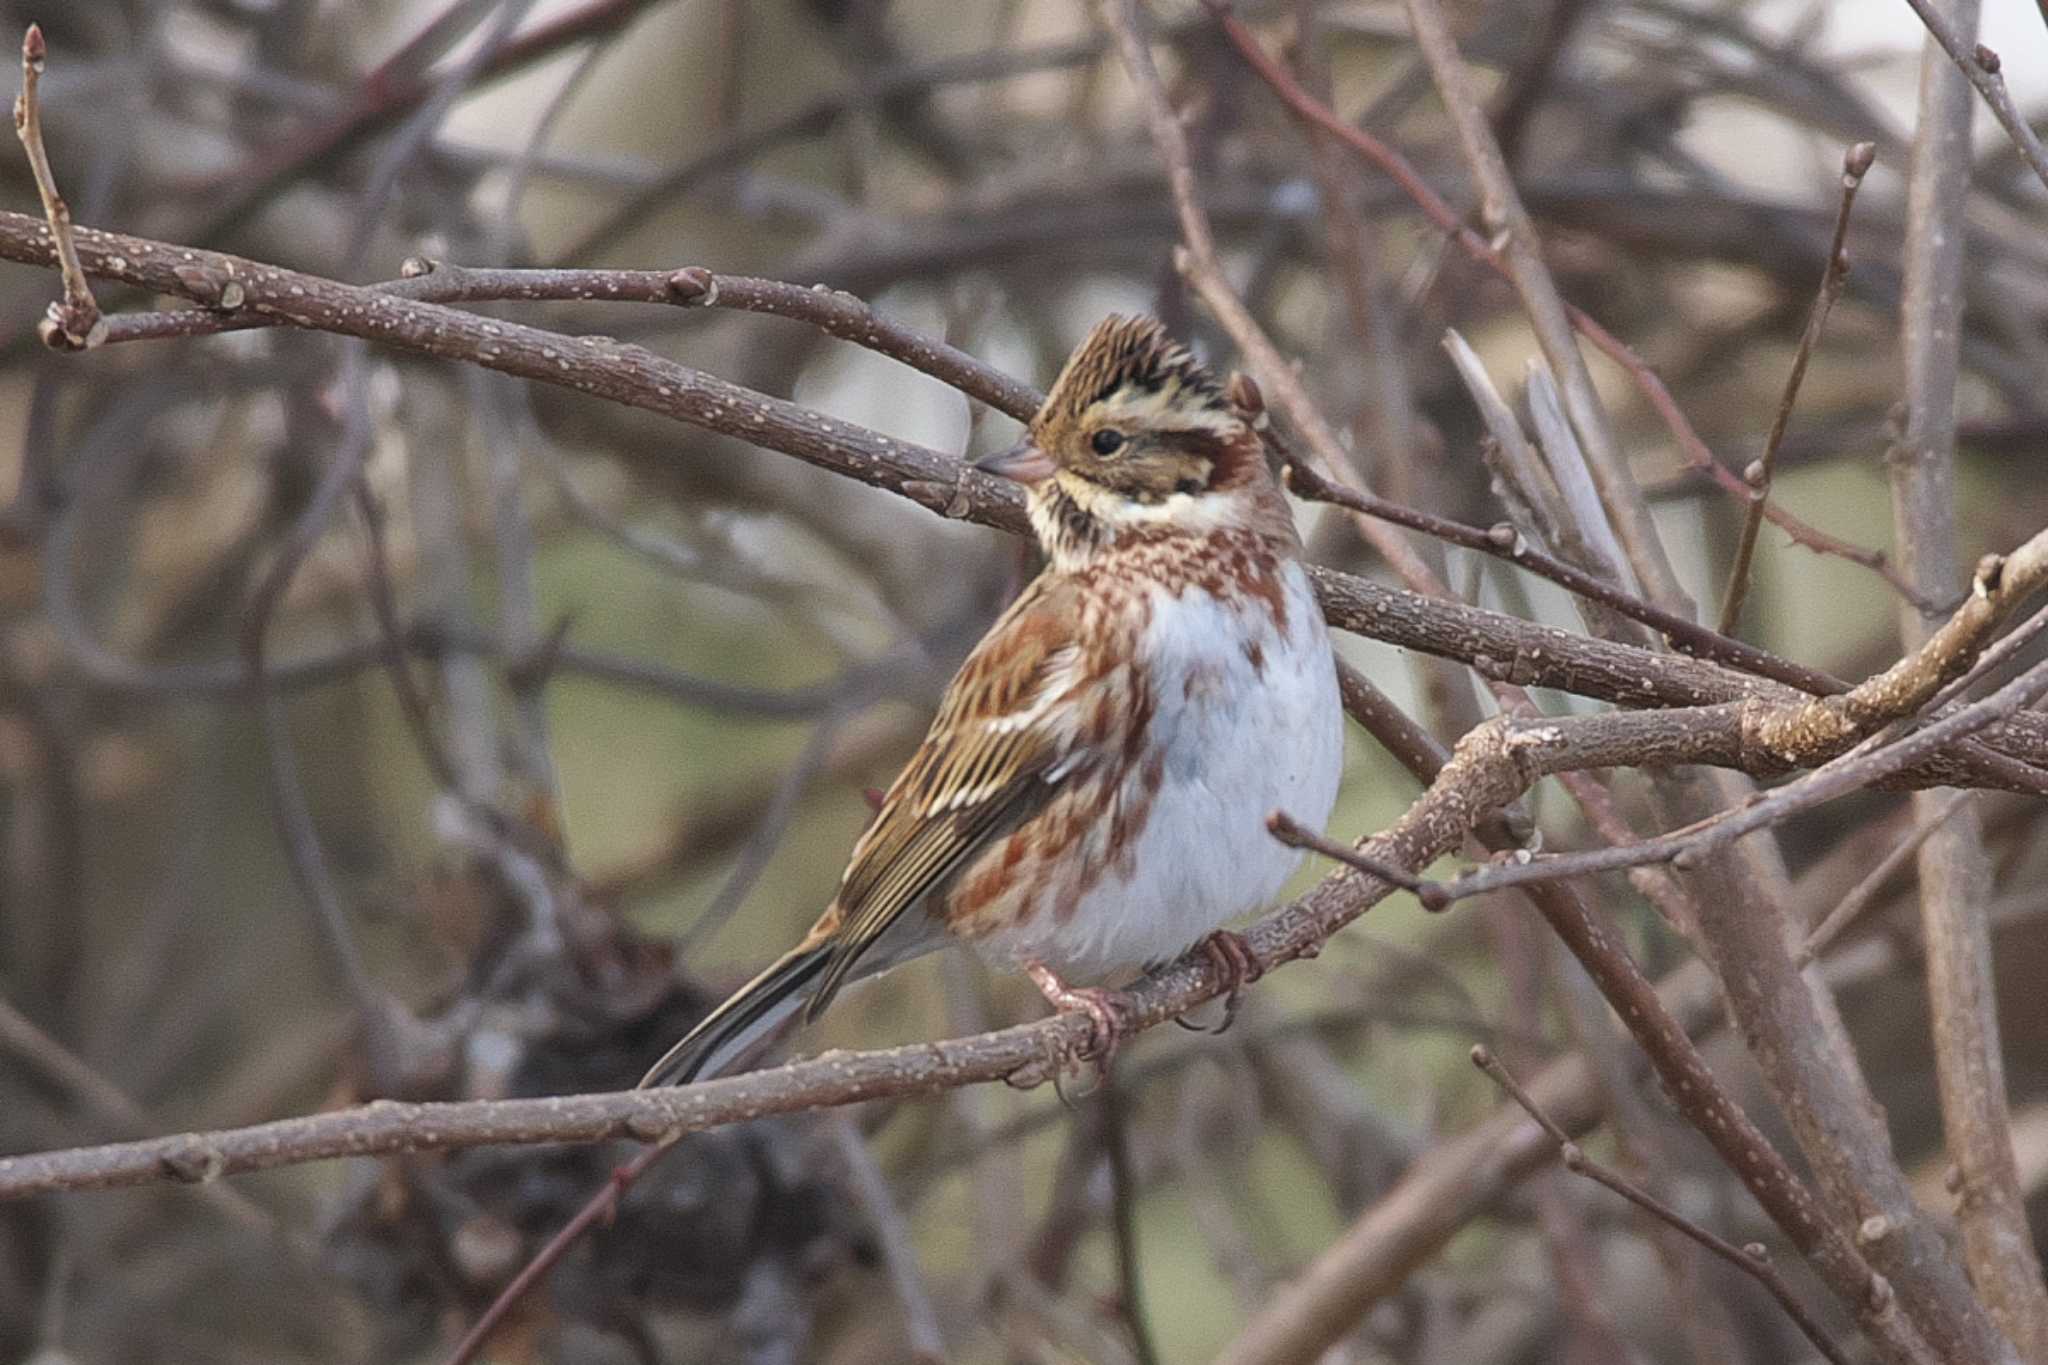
[1,1,2046,1361]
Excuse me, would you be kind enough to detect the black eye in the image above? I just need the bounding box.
[1091,428,1126,456]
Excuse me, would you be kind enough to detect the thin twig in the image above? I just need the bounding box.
[1226,718,1928,1365]
[1797,794,1970,966]
[97,261,1040,422]
[0,991,285,1239]
[1897,0,2048,195]
[550,25,1169,266]
[1425,652,2048,908]
[177,0,663,240]
[1091,26,2027,1359]
[829,1117,948,1364]
[239,358,396,1067]
[1517,358,1635,601]
[441,1136,679,1365]
[0,653,1605,1206]
[1399,0,1684,613]
[1471,1045,1853,1365]
[1267,811,1437,899]
[1718,141,1876,636]
[11,209,2048,796]
[352,485,566,878]
[1100,1078,1162,1365]
[11,25,102,350]
[678,712,848,953]
[1209,4,1931,609]
[1214,954,1730,1365]
[1284,455,1842,697]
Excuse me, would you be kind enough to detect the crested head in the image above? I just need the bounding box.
[1003,315,1293,568]
[1035,315,1234,447]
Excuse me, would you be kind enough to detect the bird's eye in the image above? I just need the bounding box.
[1091,428,1126,456]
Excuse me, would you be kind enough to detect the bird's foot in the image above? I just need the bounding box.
[1025,962,1132,1077]
[1174,930,1264,1035]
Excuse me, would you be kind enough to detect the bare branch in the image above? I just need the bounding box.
[1231,715,1932,1365]
[1797,793,1971,966]
[12,7,2048,1363]
[1399,0,1684,613]
[1210,5,1931,607]
[1426,654,2048,903]
[0,712,1500,1201]
[1266,811,1437,899]
[1897,0,2048,195]
[101,260,1040,423]
[11,25,102,350]
[1471,1044,1853,1365]
[1891,0,2048,1349]
[1285,454,1842,697]
[9,209,2048,796]
[1719,141,1876,635]
[1212,956,1727,1365]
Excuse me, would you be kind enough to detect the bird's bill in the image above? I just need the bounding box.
[974,438,1057,484]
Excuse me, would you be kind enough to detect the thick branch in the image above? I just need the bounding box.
[13,209,2048,791]
[0,687,1490,1201]
[1891,0,2048,1352]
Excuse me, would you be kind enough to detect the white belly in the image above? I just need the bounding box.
[972,562,1343,979]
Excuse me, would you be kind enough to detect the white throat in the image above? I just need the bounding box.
[1029,473,1266,572]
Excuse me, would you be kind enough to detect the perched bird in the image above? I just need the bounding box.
[641,315,1344,1087]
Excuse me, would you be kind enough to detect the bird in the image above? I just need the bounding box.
[640,314,1345,1088]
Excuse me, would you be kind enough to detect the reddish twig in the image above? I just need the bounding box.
[1209,4,1933,609]
[442,1137,677,1365]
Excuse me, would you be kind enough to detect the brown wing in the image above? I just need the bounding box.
[808,575,1091,1015]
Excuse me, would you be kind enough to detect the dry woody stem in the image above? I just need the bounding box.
[1210,3,1930,608]
[6,16,2048,1364]
[1898,0,2048,195]
[12,24,102,350]
[1891,0,2048,1349]
[1471,1045,1852,1365]
[1718,141,1876,635]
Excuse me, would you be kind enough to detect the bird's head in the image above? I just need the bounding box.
[978,315,1287,566]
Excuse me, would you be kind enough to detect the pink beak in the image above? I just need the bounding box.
[974,438,1057,484]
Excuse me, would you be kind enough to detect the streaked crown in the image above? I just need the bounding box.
[1037,315,1230,434]
[1028,315,1254,505]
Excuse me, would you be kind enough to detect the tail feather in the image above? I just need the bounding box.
[639,944,831,1088]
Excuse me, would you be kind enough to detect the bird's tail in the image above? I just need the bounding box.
[638,942,832,1089]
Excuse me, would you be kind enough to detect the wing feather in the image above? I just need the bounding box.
[808,576,1092,1013]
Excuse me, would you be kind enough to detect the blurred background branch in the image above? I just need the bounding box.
[4,2,2048,1363]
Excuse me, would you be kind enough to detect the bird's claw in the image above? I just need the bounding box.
[1173,930,1263,1034]
[1025,962,1133,1079]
